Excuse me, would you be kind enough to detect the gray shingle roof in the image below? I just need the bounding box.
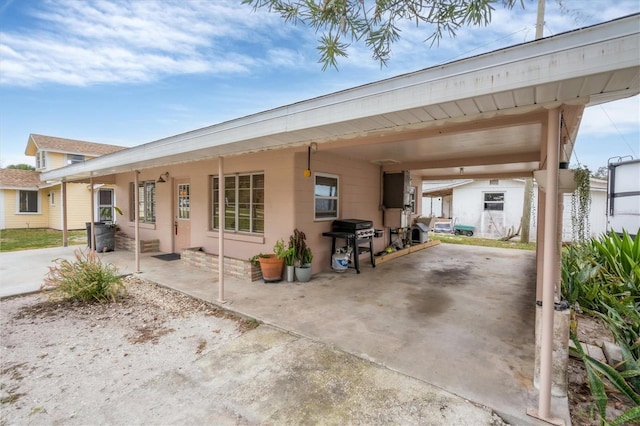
[28,134,127,156]
[0,168,42,189]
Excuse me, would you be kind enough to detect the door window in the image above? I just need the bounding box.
[178,184,190,219]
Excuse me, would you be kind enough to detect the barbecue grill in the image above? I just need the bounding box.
[322,219,377,273]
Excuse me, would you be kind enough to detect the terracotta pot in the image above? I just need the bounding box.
[258,254,284,283]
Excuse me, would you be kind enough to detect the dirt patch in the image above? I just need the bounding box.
[0,277,252,425]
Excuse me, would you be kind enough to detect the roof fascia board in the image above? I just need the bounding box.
[41,14,640,182]
[0,185,40,190]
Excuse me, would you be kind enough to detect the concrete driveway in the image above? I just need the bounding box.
[0,245,81,298]
[1,242,568,424]
[206,243,554,425]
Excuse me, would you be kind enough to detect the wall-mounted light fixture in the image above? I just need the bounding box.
[157,172,170,183]
[304,143,318,178]
[459,167,464,176]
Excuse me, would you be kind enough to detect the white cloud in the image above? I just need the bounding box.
[580,96,640,136]
[3,0,638,87]
[0,0,297,87]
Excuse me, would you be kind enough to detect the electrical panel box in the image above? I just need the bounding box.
[383,171,411,208]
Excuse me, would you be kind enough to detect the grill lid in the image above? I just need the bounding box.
[332,219,374,231]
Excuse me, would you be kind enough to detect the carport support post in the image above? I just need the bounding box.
[90,176,95,253]
[134,171,140,273]
[217,156,225,303]
[62,180,68,247]
[528,108,564,425]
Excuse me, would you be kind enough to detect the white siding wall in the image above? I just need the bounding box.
[0,190,4,229]
[428,179,609,241]
[534,188,608,242]
[452,180,524,238]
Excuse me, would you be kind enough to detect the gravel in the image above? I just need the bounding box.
[0,277,253,424]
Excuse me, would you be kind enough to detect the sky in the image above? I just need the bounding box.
[1,0,639,173]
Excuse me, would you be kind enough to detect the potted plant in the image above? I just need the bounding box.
[283,245,296,282]
[295,247,313,282]
[289,229,307,265]
[250,239,286,283]
[100,206,123,224]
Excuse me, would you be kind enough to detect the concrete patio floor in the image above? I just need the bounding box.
[1,242,570,424]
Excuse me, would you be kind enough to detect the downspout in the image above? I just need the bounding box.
[134,171,140,273]
[528,108,563,424]
[217,157,225,303]
[90,175,95,252]
[62,180,68,247]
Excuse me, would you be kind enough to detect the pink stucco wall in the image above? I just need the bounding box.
[114,146,422,274]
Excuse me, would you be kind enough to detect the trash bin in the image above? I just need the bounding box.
[86,222,115,252]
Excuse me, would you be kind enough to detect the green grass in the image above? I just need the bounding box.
[430,232,536,251]
[0,229,87,252]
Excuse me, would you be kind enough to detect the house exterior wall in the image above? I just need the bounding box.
[47,186,61,230]
[47,152,67,170]
[0,149,108,231]
[61,183,93,230]
[422,196,444,217]
[45,152,97,171]
[442,179,608,241]
[293,150,390,271]
[532,188,608,241]
[590,190,608,237]
[452,180,524,238]
[115,150,296,263]
[0,190,4,229]
[1,188,49,229]
[113,147,394,273]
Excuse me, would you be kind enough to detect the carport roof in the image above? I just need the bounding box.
[41,14,640,183]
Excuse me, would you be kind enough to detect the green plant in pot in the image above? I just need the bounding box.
[295,247,313,282]
[250,239,286,283]
[283,245,296,282]
[290,229,307,265]
[100,206,123,224]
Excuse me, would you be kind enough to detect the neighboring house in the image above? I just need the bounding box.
[0,168,51,230]
[0,134,125,230]
[422,178,608,241]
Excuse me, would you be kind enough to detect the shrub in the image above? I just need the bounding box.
[42,248,125,302]
[562,231,640,424]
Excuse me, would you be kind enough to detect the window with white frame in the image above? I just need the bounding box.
[129,181,155,223]
[410,186,417,213]
[36,151,46,170]
[49,191,55,206]
[67,154,84,165]
[211,173,264,233]
[314,173,339,220]
[483,192,505,211]
[98,188,114,221]
[18,190,39,213]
